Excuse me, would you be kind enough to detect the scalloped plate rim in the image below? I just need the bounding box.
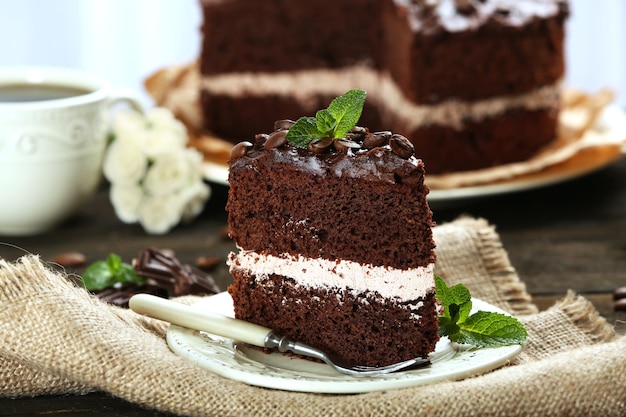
[166,292,523,394]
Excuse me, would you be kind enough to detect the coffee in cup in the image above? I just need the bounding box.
[0,66,142,236]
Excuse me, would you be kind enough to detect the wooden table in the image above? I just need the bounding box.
[1,156,625,416]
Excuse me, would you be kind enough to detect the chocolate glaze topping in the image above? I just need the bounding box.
[229,122,423,185]
[400,0,569,35]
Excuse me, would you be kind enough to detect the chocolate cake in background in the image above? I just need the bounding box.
[226,112,439,367]
[199,0,569,174]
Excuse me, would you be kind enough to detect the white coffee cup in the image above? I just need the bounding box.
[0,66,142,236]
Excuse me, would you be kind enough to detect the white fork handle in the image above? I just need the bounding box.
[129,293,271,347]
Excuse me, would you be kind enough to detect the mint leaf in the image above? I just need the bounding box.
[327,89,366,138]
[451,311,528,347]
[285,116,324,149]
[107,252,123,272]
[315,109,337,136]
[82,260,114,291]
[81,253,145,291]
[435,275,527,347]
[435,276,472,324]
[284,89,367,148]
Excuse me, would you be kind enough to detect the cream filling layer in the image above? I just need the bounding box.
[200,66,561,131]
[227,250,436,302]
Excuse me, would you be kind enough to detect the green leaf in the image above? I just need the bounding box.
[106,253,122,272]
[82,261,115,291]
[437,316,460,339]
[435,275,527,347]
[452,311,528,347]
[315,109,337,136]
[116,263,144,285]
[327,89,366,138]
[285,116,324,148]
[283,90,367,148]
[435,276,472,324]
[81,253,145,291]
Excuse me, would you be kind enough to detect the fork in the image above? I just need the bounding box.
[129,293,429,376]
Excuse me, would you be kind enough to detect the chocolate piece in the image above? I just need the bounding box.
[97,284,168,308]
[133,248,220,297]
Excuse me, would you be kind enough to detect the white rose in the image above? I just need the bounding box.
[103,138,148,185]
[112,109,145,139]
[185,147,205,181]
[180,181,211,223]
[109,183,143,223]
[143,150,194,195]
[142,128,187,158]
[146,107,187,138]
[138,194,182,235]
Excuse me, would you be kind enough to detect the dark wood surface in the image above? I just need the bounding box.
[1,156,625,416]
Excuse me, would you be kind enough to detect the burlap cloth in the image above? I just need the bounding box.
[0,217,624,416]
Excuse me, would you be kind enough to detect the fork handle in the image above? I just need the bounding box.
[129,293,271,347]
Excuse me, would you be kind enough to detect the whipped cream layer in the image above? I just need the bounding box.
[227,250,436,302]
[200,66,561,131]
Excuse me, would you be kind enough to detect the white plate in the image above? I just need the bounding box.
[427,147,624,208]
[167,292,523,394]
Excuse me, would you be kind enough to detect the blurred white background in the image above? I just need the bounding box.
[0,0,624,108]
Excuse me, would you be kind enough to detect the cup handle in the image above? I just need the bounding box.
[107,88,145,113]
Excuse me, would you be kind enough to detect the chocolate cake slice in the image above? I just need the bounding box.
[226,92,438,367]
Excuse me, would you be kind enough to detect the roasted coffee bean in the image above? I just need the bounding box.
[264,129,287,150]
[308,137,334,154]
[495,6,510,16]
[274,119,296,131]
[363,131,391,148]
[219,225,232,240]
[350,126,367,135]
[455,0,476,15]
[614,298,626,312]
[195,255,222,271]
[613,286,626,301]
[389,134,414,159]
[414,0,439,6]
[334,139,361,153]
[230,141,253,160]
[345,131,365,142]
[345,126,367,142]
[53,251,86,267]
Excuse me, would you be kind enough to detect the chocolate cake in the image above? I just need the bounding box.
[226,93,439,367]
[199,0,569,174]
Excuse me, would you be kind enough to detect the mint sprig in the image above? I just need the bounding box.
[285,89,367,148]
[435,275,527,347]
[81,253,145,291]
